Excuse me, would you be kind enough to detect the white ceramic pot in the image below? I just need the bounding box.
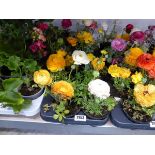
[0,88,45,117]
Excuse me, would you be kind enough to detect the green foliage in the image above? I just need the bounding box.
[82,95,117,116]
[0,20,33,57]
[113,77,131,92]
[0,78,31,113]
[128,99,155,117]
[52,101,69,122]
[0,52,39,86]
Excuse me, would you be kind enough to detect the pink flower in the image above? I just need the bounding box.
[29,40,46,53]
[61,19,72,29]
[111,38,127,52]
[29,44,38,53]
[35,40,46,50]
[126,24,134,33]
[88,21,97,30]
[39,34,46,42]
[37,23,49,31]
[145,30,152,38]
[33,27,43,35]
[130,31,145,44]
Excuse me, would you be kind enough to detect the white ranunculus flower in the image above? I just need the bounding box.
[102,22,108,31]
[72,50,90,65]
[88,79,110,99]
[83,19,93,27]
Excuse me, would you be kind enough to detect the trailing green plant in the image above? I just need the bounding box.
[82,94,116,116]
[52,101,69,122]
[113,77,131,93]
[0,78,31,112]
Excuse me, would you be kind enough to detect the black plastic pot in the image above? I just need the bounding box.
[82,109,109,120]
[110,103,155,130]
[66,105,81,118]
[122,104,152,124]
[40,95,109,126]
[22,87,45,100]
[0,66,20,79]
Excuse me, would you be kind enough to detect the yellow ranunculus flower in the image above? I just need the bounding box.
[51,81,74,100]
[125,48,143,66]
[101,50,108,55]
[65,55,73,66]
[108,65,131,78]
[67,37,78,47]
[46,54,66,72]
[91,58,105,71]
[77,31,94,44]
[98,28,103,33]
[33,69,52,86]
[56,49,67,57]
[134,84,155,107]
[131,72,143,84]
[87,53,95,61]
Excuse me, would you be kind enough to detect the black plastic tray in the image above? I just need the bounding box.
[110,103,155,130]
[40,95,109,126]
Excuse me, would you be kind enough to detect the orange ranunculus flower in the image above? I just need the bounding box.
[137,53,155,71]
[124,48,143,66]
[51,81,74,100]
[67,37,78,47]
[33,69,52,86]
[121,33,130,41]
[46,54,66,72]
[91,57,105,71]
[134,83,155,107]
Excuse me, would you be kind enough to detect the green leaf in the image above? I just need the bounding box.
[58,115,63,122]
[2,78,23,91]
[0,91,24,105]
[6,56,21,70]
[53,114,59,120]
[64,110,69,114]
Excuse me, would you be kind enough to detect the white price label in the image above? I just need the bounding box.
[150,121,155,128]
[74,115,86,122]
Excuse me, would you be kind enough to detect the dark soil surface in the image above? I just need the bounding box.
[122,100,152,123]
[20,83,41,96]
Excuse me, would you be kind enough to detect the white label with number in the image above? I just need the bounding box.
[74,115,86,122]
[150,121,155,128]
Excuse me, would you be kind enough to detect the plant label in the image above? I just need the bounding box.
[74,115,86,122]
[150,121,155,128]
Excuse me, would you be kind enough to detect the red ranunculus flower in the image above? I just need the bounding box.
[61,19,72,29]
[148,67,155,79]
[126,24,134,33]
[130,31,145,44]
[137,53,155,71]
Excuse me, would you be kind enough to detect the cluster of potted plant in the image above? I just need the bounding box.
[106,24,155,123]
[0,19,155,125]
